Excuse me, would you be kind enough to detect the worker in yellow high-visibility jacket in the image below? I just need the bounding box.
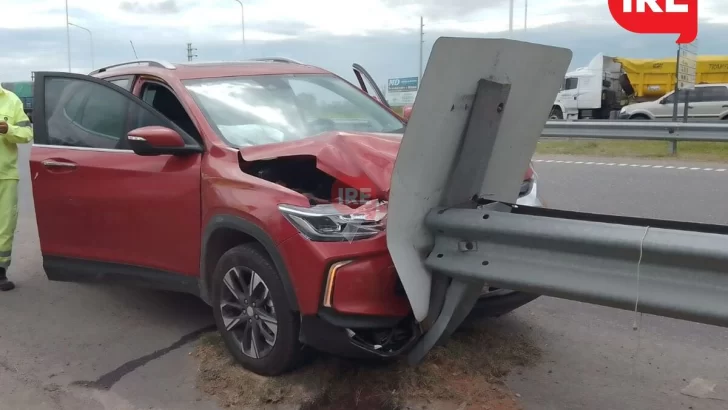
[0,85,33,291]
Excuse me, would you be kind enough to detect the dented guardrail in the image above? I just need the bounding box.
[387,37,728,366]
[425,206,728,329]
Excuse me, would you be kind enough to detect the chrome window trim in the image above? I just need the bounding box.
[32,144,134,153]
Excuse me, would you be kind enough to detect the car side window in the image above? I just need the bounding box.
[694,86,728,102]
[107,78,132,91]
[75,83,127,141]
[38,76,186,150]
[662,90,687,105]
[139,82,201,142]
[63,87,86,119]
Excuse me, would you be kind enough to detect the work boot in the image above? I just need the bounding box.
[0,269,15,291]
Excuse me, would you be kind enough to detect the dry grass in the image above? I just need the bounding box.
[536,139,728,162]
[193,320,540,410]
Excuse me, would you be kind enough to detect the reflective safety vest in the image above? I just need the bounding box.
[0,85,33,180]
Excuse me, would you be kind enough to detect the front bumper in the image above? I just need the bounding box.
[284,178,543,358]
[515,178,543,207]
[300,313,421,359]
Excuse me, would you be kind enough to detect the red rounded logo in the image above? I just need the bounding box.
[608,0,698,44]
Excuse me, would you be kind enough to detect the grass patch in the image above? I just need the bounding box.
[536,139,728,162]
[193,320,539,410]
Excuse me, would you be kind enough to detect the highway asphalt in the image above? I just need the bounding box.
[507,154,728,410]
[2,147,728,409]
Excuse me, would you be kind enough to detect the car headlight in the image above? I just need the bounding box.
[279,200,387,242]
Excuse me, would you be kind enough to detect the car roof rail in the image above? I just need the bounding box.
[89,59,176,75]
[247,57,304,65]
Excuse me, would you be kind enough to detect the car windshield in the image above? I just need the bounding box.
[183,74,405,148]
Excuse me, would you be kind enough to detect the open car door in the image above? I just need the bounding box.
[30,71,204,293]
[352,63,391,109]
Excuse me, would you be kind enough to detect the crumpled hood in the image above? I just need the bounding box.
[239,132,403,200]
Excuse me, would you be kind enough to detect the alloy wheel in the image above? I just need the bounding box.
[219,266,278,359]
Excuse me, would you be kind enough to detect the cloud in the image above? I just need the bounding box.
[1,0,727,85]
[119,0,180,14]
[381,0,507,17]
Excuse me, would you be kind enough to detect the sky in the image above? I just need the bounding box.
[1,0,726,86]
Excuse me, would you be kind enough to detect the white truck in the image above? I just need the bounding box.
[549,53,632,120]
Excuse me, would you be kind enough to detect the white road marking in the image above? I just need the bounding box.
[532,159,728,173]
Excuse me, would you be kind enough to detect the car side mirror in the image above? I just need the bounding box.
[403,105,413,122]
[127,126,201,156]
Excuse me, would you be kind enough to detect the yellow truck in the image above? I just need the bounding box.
[617,55,728,101]
[551,53,728,120]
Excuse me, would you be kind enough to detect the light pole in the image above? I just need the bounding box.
[65,0,71,71]
[68,22,94,70]
[508,0,514,37]
[233,0,246,58]
[419,16,424,80]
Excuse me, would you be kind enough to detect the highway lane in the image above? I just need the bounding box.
[506,154,728,410]
[531,154,728,224]
[3,146,728,409]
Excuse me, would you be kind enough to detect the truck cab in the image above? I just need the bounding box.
[550,53,630,121]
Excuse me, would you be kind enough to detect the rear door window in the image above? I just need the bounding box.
[694,86,728,102]
[103,76,134,92]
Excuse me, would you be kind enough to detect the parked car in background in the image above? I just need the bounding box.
[29,58,544,376]
[619,83,728,121]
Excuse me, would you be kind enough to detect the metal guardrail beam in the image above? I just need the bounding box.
[389,38,728,366]
[540,120,728,142]
[425,206,728,329]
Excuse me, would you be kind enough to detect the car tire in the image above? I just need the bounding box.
[629,114,650,120]
[211,243,303,376]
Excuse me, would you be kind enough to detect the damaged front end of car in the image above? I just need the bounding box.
[235,131,544,359]
[238,134,422,358]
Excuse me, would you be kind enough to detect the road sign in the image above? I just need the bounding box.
[386,77,419,105]
[677,41,698,90]
[387,37,572,325]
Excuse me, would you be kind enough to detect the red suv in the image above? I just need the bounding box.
[30,59,544,376]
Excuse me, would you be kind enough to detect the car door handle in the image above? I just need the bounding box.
[41,160,77,170]
[722,105,728,108]
[688,105,694,109]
